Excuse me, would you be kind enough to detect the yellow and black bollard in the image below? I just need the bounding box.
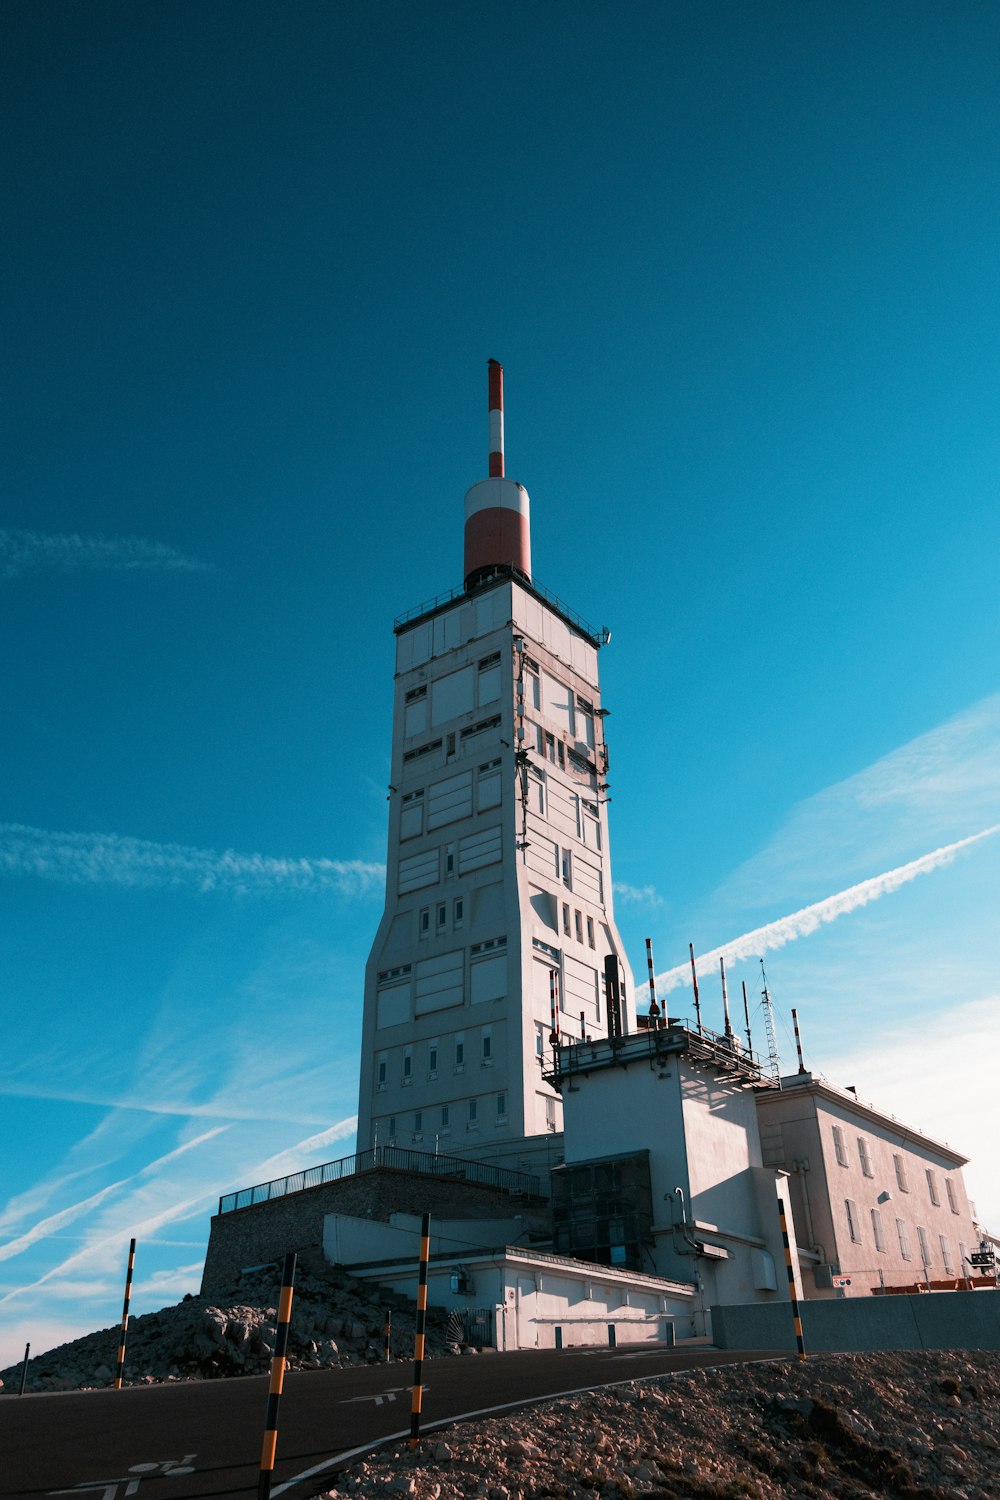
[18,1343,30,1396]
[383,1308,392,1362]
[408,1212,431,1449]
[114,1238,136,1389]
[777,1198,807,1362]
[258,1251,297,1500]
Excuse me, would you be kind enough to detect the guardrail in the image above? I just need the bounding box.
[393,570,604,648]
[218,1145,541,1214]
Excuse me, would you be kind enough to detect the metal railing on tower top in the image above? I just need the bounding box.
[217,1144,541,1215]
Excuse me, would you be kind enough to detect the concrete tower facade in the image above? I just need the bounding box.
[356,364,635,1161]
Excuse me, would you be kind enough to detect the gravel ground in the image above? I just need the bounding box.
[319,1350,1000,1500]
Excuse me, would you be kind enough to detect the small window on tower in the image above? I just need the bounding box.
[437,902,447,929]
[454,896,464,924]
[574,910,583,944]
[562,903,571,935]
[428,1042,438,1075]
[587,916,595,949]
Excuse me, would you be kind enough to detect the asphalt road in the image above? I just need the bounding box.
[0,1345,788,1500]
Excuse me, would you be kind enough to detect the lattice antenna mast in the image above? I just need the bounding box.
[760,959,781,1082]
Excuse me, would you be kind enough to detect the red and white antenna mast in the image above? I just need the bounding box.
[464,360,532,589]
[488,358,504,478]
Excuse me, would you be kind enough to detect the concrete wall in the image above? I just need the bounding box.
[324,1211,526,1266]
[711,1289,1000,1353]
[200,1168,548,1293]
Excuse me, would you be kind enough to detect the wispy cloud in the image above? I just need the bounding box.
[657,824,1000,991]
[715,693,1000,913]
[613,881,663,908]
[0,823,384,896]
[0,1128,227,1266]
[0,527,213,578]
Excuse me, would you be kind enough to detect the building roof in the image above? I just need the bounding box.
[759,1071,970,1166]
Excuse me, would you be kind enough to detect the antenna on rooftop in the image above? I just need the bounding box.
[760,960,781,1082]
[791,1006,807,1074]
[742,979,753,1055]
[645,938,660,1026]
[688,943,703,1033]
[720,957,734,1042]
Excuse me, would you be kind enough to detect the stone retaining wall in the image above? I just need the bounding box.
[201,1167,549,1292]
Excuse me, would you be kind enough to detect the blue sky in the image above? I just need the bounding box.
[3,0,999,1365]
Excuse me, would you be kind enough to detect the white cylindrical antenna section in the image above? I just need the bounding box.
[549,968,560,1046]
[464,360,531,589]
[488,358,504,478]
[720,957,733,1038]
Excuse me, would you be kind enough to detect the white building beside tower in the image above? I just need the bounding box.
[357,361,635,1158]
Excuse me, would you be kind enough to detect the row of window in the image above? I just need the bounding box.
[843,1200,970,1272]
[418,895,465,937]
[375,1027,497,1089]
[831,1127,961,1213]
[400,759,502,841]
[379,1092,509,1141]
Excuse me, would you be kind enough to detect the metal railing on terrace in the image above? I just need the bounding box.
[217,1144,541,1215]
[393,570,604,649]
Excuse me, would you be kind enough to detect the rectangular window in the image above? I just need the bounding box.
[413,1111,422,1135]
[858,1137,874,1177]
[545,1096,556,1129]
[428,1042,438,1075]
[468,1098,478,1124]
[496,1092,507,1118]
[833,1125,848,1167]
[926,1169,940,1206]
[587,916,595,949]
[376,1056,387,1087]
[388,1116,396,1140]
[845,1199,861,1244]
[946,1178,959,1215]
[871,1208,886,1252]
[917,1226,931,1267]
[545,731,555,764]
[455,1038,465,1069]
[454,896,464,924]
[939,1235,954,1273]
[574,909,584,944]
[562,902,571,935]
[437,902,447,929]
[481,1030,492,1063]
[896,1219,911,1260]
[402,1048,412,1080]
[535,1022,545,1058]
[894,1154,909,1192]
[445,844,455,877]
[419,907,430,937]
[561,849,572,889]
[440,1104,450,1129]
[400,788,424,840]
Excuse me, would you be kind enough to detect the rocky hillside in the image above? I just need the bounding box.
[0,1254,448,1393]
[325,1350,1000,1500]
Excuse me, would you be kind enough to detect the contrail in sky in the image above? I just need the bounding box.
[0,527,213,578]
[656,824,1000,992]
[0,823,384,896]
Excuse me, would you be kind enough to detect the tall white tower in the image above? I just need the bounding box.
[357,363,635,1162]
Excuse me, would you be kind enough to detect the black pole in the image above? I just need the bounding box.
[114,1238,136,1388]
[409,1213,431,1448]
[258,1251,297,1500]
[18,1343,30,1396]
